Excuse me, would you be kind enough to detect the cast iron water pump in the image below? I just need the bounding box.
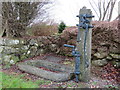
[64,13,94,82]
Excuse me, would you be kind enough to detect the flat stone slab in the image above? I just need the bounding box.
[41,54,65,63]
[18,60,74,82]
[43,55,63,63]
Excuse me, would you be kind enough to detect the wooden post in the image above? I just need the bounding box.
[76,7,93,82]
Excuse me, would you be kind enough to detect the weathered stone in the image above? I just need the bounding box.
[20,55,28,60]
[2,55,11,64]
[106,56,112,60]
[21,45,29,50]
[10,55,19,64]
[97,47,108,52]
[28,46,37,57]
[19,39,27,45]
[94,52,108,59]
[0,46,4,53]
[99,42,108,46]
[110,46,120,54]
[2,46,20,55]
[51,35,61,44]
[18,60,74,81]
[4,39,19,45]
[1,54,19,65]
[92,59,108,67]
[61,31,70,40]
[49,44,57,52]
[0,54,2,64]
[39,43,44,47]
[0,59,2,64]
[110,53,120,59]
[37,37,42,42]
[111,61,120,68]
[0,38,4,45]
[56,48,60,54]
[36,49,45,55]
[27,51,31,55]
[34,43,39,47]
[9,60,15,64]
[29,39,37,46]
[43,55,63,63]
[41,37,51,45]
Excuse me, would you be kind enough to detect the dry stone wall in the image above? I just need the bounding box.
[0,33,76,65]
[91,21,120,68]
[0,21,120,68]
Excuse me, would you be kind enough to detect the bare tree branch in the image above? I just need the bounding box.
[102,0,111,21]
[2,1,52,37]
[108,0,117,21]
[89,0,99,18]
[98,0,102,21]
[89,0,116,21]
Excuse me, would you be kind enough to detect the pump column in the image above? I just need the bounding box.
[76,7,93,82]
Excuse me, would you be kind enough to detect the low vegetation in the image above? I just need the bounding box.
[27,23,58,36]
[58,21,66,33]
[1,72,40,88]
[1,72,51,88]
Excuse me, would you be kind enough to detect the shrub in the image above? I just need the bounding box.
[26,23,58,36]
[58,21,66,33]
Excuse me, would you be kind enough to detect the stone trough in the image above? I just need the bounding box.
[18,60,74,81]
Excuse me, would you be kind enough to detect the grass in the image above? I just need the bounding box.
[1,72,40,88]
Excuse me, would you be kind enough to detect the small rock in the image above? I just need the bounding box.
[21,45,29,50]
[27,51,31,54]
[2,55,11,64]
[29,39,37,45]
[19,39,27,45]
[0,38,4,45]
[100,43,107,46]
[2,46,19,54]
[111,61,120,68]
[20,55,27,60]
[110,46,120,54]
[106,56,112,60]
[97,47,108,52]
[94,52,108,59]
[5,39,19,45]
[0,46,4,53]
[49,44,57,52]
[9,60,15,64]
[110,53,120,59]
[10,55,20,64]
[92,59,108,67]
[28,46,38,57]
[36,49,45,55]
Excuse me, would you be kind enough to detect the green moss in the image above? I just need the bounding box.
[63,61,74,66]
[20,55,28,61]
[10,55,20,64]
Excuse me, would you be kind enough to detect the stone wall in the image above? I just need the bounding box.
[0,21,120,68]
[0,33,76,65]
[91,21,120,68]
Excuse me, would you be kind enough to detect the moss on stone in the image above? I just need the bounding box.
[20,55,28,61]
